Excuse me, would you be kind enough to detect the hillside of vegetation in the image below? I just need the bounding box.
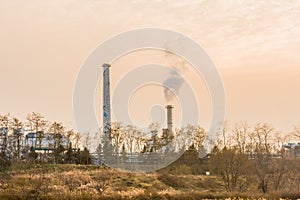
[1,163,300,200]
[2,113,300,199]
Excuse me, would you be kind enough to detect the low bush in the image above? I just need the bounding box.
[157,174,188,189]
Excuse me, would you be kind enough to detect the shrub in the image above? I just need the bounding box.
[157,174,188,189]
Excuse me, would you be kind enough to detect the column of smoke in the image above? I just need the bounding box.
[163,50,185,138]
[162,49,215,157]
[163,51,186,102]
[163,69,184,102]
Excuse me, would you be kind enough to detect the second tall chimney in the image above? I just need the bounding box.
[166,105,173,134]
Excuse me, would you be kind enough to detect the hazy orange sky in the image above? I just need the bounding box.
[0,0,300,133]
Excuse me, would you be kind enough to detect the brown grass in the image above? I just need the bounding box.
[0,164,299,199]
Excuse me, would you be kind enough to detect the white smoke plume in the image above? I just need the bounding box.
[163,69,184,102]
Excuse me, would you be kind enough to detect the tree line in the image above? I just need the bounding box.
[99,122,205,154]
[2,111,300,195]
[96,122,206,167]
[0,112,91,170]
[209,121,300,193]
[157,121,300,194]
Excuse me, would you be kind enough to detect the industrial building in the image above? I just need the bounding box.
[282,143,300,157]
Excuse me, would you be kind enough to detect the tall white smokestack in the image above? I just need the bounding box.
[166,105,173,135]
[103,63,111,138]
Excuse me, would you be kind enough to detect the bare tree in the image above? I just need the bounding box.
[124,125,139,154]
[252,123,275,193]
[26,112,47,149]
[148,122,161,136]
[218,121,229,149]
[271,149,289,191]
[73,131,81,149]
[148,123,161,152]
[110,122,125,153]
[231,121,250,154]
[10,117,24,160]
[209,146,250,191]
[291,126,300,140]
[274,131,289,153]
[135,135,147,153]
[191,125,206,150]
[174,125,195,151]
[66,129,75,147]
[48,122,65,163]
[0,114,10,169]
[48,122,65,148]
[0,114,10,153]
[82,132,91,150]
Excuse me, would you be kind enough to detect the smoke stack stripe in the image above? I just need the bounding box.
[103,63,111,138]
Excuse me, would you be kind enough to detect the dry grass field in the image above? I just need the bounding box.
[1,164,299,200]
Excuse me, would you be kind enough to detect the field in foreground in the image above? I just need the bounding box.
[0,164,299,200]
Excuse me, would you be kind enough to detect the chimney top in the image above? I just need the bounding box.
[103,63,111,68]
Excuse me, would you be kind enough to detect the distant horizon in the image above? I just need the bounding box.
[1,111,298,138]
